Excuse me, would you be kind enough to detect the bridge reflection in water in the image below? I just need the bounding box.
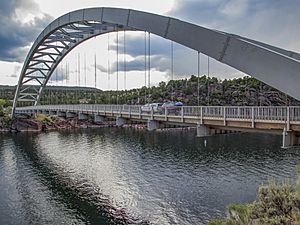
[16,105,300,148]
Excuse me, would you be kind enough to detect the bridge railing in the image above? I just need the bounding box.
[290,107,300,122]
[182,106,200,116]
[182,106,300,122]
[15,105,300,122]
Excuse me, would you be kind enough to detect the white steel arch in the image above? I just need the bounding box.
[12,7,300,116]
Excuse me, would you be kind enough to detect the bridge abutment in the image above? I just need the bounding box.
[147,120,159,131]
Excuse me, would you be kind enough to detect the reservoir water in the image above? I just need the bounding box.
[1,128,300,224]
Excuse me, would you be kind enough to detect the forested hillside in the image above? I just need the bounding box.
[1,75,299,107]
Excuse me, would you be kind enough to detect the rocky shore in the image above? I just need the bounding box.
[0,114,116,133]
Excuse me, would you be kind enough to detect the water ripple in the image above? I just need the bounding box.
[1,130,300,224]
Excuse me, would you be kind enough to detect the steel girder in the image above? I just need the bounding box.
[12,7,300,116]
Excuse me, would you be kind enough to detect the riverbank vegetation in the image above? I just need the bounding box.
[1,75,299,108]
[208,165,300,225]
[0,98,11,116]
[0,98,12,130]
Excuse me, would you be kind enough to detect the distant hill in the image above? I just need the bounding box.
[0,85,99,92]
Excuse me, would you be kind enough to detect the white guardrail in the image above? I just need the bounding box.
[15,105,300,123]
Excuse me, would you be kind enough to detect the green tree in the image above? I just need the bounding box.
[0,98,6,114]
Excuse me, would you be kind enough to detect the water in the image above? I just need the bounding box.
[1,128,300,225]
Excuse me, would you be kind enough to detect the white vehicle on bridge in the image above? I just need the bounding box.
[141,103,162,113]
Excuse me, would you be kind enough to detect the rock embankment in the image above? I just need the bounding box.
[0,114,115,133]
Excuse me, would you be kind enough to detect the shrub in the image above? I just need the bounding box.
[209,166,300,225]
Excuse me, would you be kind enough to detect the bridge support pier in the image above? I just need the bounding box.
[94,115,105,122]
[57,111,66,117]
[66,112,76,118]
[78,113,88,120]
[49,111,56,115]
[282,128,300,148]
[196,123,211,137]
[116,117,126,126]
[147,120,159,131]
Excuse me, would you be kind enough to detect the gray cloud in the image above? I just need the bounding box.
[107,55,171,74]
[107,33,180,78]
[110,34,172,57]
[0,0,53,62]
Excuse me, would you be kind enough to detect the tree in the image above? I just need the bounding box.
[0,99,5,108]
[0,99,6,116]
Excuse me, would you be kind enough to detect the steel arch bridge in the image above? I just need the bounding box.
[12,7,300,116]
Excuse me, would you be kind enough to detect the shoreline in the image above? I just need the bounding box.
[0,117,194,134]
[0,116,118,133]
[0,124,117,133]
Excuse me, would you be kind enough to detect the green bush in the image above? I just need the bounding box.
[209,166,300,225]
[227,203,253,224]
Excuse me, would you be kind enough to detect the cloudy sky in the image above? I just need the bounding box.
[0,0,299,90]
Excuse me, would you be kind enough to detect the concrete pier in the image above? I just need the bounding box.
[56,111,66,117]
[94,115,105,122]
[78,113,88,120]
[282,128,300,148]
[49,111,56,115]
[196,123,211,137]
[66,112,76,118]
[147,120,159,131]
[116,117,126,126]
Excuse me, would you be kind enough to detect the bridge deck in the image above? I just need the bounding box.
[16,104,300,134]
